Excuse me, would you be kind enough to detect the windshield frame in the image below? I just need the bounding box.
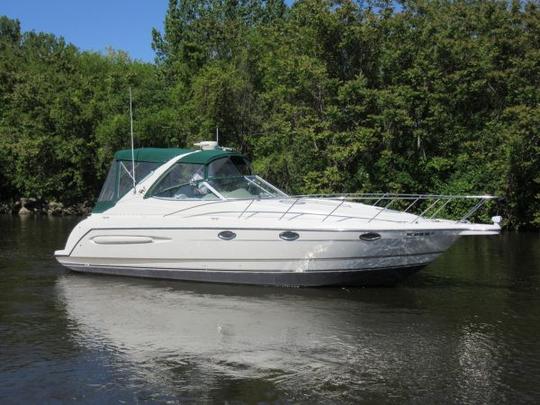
[150,175,288,201]
[205,175,287,200]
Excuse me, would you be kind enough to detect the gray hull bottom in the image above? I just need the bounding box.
[65,265,425,287]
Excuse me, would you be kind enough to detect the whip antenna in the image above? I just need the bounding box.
[129,87,136,193]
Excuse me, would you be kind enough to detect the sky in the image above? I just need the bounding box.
[1,0,169,62]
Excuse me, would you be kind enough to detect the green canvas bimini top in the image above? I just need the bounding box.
[114,147,244,165]
[114,148,192,163]
[93,147,248,214]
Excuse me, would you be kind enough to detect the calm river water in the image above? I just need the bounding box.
[1,215,539,404]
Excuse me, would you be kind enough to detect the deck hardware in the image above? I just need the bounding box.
[322,197,346,222]
[279,231,299,241]
[458,199,487,223]
[368,199,395,223]
[239,199,255,218]
[163,192,498,225]
[279,198,301,220]
[429,198,452,219]
[218,231,236,240]
[411,199,441,223]
[403,197,420,213]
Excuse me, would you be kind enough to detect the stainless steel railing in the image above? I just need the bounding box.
[164,193,498,225]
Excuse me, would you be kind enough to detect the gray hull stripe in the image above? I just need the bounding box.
[65,262,428,274]
[60,250,443,265]
[64,264,426,287]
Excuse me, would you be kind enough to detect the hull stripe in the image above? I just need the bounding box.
[62,257,437,274]
[59,250,444,264]
[62,264,427,287]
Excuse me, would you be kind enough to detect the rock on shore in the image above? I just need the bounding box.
[1,198,92,217]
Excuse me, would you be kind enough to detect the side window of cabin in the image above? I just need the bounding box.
[97,162,117,202]
[117,161,160,198]
[117,161,135,198]
[207,156,251,178]
[98,161,160,202]
[152,163,205,198]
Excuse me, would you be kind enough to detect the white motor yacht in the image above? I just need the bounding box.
[55,142,501,286]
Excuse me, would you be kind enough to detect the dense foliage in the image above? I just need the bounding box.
[0,0,539,228]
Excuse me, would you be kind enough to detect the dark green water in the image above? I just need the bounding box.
[1,215,539,404]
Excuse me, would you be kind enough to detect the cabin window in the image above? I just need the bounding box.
[97,160,160,202]
[151,163,213,199]
[207,156,251,178]
[98,162,117,201]
[117,161,160,198]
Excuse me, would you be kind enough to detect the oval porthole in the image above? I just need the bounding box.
[359,232,381,241]
[279,231,299,241]
[218,231,236,240]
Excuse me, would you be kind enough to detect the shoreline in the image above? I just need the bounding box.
[0,198,537,231]
[0,198,92,217]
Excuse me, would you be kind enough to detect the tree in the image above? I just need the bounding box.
[1,0,539,228]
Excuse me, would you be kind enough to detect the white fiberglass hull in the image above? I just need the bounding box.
[55,225,460,286]
[55,185,501,286]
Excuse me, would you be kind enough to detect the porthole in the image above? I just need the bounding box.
[359,232,381,241]
[218,231,236,240]
[279,231,299,241]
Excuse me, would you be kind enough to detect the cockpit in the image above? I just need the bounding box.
[149,155,285,201]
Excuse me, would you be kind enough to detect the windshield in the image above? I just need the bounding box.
[208,156,251,177]
[151,162,216,199]
[152,175,286,200]
[206,176,283,199]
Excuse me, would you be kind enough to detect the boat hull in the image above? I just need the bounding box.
[55,224,462,287]
[58,263,425,287]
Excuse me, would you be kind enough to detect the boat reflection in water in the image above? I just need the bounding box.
[56,273,504,402]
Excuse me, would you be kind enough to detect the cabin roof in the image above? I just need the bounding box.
[114,147,244,165]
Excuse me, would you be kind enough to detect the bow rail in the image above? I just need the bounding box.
[164,190,498,225]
